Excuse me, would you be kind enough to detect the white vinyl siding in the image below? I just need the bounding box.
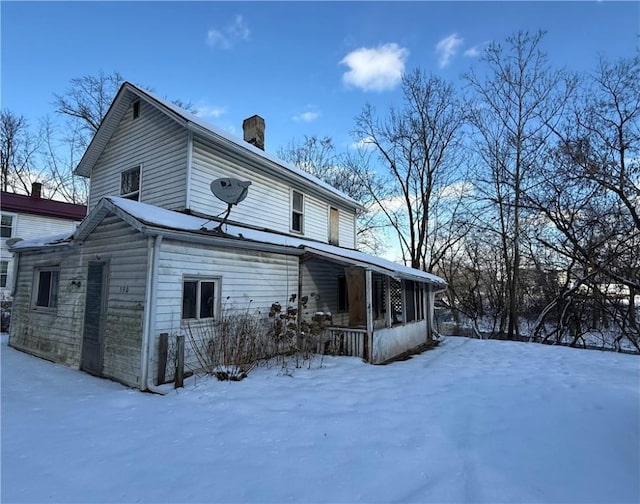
[189,139,358,244]
[190,138,290,231]
[339,211,356,249]
[153,239,299,377]
[88,99,188,212]
[0,213,82,299]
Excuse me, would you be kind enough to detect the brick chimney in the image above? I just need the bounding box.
[243,115,265,151]
[31,182,42,199]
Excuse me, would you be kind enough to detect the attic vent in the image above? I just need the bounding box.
[133,100,140,119]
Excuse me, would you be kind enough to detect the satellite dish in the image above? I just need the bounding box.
[209,178,252,231]
[210,178,251,205]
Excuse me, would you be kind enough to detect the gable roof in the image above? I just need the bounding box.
[74,82,363,211]
[0,191,87,220]
[12,196,446,287]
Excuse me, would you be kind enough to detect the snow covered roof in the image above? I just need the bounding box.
[74,82,363,211]
[11,197,446,286]
[11,196,446,287]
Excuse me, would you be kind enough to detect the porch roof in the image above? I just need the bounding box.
[11,196,447,287]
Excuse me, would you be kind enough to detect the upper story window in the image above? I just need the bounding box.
[1,214,14,238]
[121,166,141,201]
[132,100,140,119]
[291,190,304,234]
[329,207,339,246]
[33,267,59,309]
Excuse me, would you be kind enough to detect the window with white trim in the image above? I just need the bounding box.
[182,278,219,320]
[120,166,141,201]
[291,190,304,233]
[33,267,59,309]
[1,214,14,238]
[0,261,8,288]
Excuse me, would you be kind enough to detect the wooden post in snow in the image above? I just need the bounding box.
[175,335,185,388]
[157,333,169,385]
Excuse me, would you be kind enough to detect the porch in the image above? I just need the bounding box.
[300,250,444,364]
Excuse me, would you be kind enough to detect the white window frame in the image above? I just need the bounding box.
[1,213,16,239]
[181,276,221,321]
[291,189,304,234]
[120,165,141,201]
[0,260,8,288]
[32,266,60,310]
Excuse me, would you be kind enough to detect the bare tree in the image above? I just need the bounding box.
[528,55,640,349]
[53,70,124,149]
[464,30,573,340]
[0,110,43,194]
[352,69,468,272]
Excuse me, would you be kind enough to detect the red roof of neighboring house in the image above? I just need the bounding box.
[0,192,87,220]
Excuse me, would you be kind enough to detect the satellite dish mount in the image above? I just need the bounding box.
[210,178,252,231]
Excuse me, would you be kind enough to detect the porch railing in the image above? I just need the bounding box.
[319,327,367,359]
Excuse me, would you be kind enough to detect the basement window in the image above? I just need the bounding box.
[291,190,304,233]
[33,267,59,309]
[120,166,141,201]
[182,278,219,320]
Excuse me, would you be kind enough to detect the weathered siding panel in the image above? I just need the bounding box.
[151,240,299,379]
[372,321,428,364]
[88,100,188,212]
[9,246,85,366]
[80,216,148,387]
[9,215,148,388]
[300,258,349,327]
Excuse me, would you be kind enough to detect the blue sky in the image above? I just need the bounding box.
[2,1,638,153]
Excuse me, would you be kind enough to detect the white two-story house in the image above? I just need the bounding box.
[8,82,446,390]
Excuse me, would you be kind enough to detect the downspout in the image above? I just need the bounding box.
[185,131,193,211]
[10,250,19,297]
[141,234,165,393]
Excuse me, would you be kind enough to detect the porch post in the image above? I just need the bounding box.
[365,268,373,362]
[385,276,392,328]
[426,286,435,341]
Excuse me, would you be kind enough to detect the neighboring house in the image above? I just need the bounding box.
[0,185,87,300]
[8,82,446,390]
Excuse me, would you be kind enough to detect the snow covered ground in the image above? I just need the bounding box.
[2,333,639,503]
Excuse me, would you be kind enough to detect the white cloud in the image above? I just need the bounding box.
[350,136,376,150]
[340,43,409,92]
[195,104,227,119]
[292,111,320,123]
[206,15,250,49]
[464,41,489,58]
[435,33,463,68]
